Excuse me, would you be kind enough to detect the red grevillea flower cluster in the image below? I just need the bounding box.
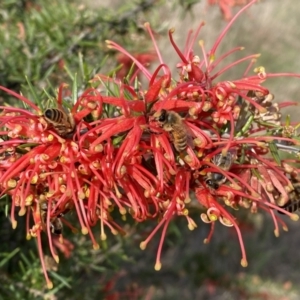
[207,0,252,20]
[1,0,300,289]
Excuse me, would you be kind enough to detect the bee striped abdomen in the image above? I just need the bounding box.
[50,218,63,235]
[45,108,64,122]
[205,151,236,190]
[280,199,300,213]
[39,200,63,235]
[154,109,189,153]
[172,126,187,152]
[44,108,75,137]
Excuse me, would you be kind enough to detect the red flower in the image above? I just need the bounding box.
[208,0,252,21]
[116,52,157,79]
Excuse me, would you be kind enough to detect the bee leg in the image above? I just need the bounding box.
[148,129,163,135]
[50,222,55,234]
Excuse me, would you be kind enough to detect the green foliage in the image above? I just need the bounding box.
[0,0,165,297]
[0,0,159,104]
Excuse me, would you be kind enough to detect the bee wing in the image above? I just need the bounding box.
[235,94,251,134]
[180,122,195,149]
[212,149,237,170]
[186,131,195,149]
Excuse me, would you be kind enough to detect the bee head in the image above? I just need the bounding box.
[206,179,219,190]
[211,173,225,181]
[156,109,167,123]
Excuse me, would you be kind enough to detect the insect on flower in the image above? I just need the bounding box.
[43,108,75,137]
[153,109,189,152]
[279,182,300,214]
[279,199,300,214]
[205,150,236,190]
[40,200,63,235]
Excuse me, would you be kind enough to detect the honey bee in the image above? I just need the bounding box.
[43,108,75,137]
[279,199,300,213]
[154,109,188,152]
[205,151,236,190]
[50,217,63,235]
[278,182,300,214]
[39,200,63,235]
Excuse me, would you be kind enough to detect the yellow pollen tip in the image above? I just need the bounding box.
[208,214,218,221]
[78,192,85,200]
[47,281,53,290]
[111,229,118,235]
[101,233,107,241]
[254,66,265,73]
[184,197,191,204]
[26,233,31,240]
[61,83,69,88]
[274,229,279,237]
[199,40,204,46]
[240,47,245,50]
[184,155,192,163]
[94,144,103,152]
[188,223,195,231]
[54,255,59,264]
[154,262,162,271]
[41,154,49,161]
[120,165,127,175]
[7,179,17,188]
[31,175,38,184]
[144,22,150,27]
[193,137,203,147]
[291,214,299,221]
[203,238,209,244]
[221,149,228,156]
[85,188,90,198]
[25,195,33,205]
[119,207,126,215]
[258,107,267,113]
[169,28,175,33]
[140,241,147,250]
[81,227,88,235]
[182,209,189,216]
[93,243,100,250]
[283,226,288,232]
[18,208,26,216]
[241,259,248,267]
[228,81,236,88]
[47,135,54,141]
